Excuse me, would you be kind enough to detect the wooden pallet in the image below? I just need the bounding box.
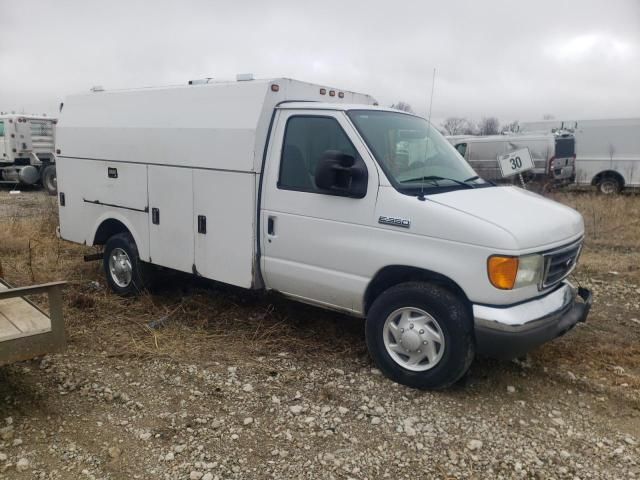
[0,280,66,366]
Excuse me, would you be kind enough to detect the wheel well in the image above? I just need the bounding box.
[93,219,130,245]
[591,170,624,187]
[363,266,470,315]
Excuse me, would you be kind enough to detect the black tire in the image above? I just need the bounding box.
[103,232,149,295]
[41,164,57,196]
[597,176,621,195]
[365,282,475,389]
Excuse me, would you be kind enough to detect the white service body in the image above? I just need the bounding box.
[56,77,592,383]
[520,118,640,190]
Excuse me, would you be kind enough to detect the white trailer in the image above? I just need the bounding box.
[520,118,640,193]
[0,114,58,194]
[56,77,591,389]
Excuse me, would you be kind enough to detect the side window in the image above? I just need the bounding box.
[454,143,467,158]
[468,141,504,161]
[279,116,358,192]
[0,121,4,137]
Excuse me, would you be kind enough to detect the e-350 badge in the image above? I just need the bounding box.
[378,216,411,228]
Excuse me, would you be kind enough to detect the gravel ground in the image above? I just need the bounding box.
[1,349,638,480]
[0,189,639,479]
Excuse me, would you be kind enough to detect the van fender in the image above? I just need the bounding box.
[88,211,149,261]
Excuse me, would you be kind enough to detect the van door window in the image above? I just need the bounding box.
[454,143,467,158]
[278,116,358,193]
[0,121,4,137]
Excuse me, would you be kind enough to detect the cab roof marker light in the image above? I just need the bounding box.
[319,88,326,95]
[271,84,280,92]
[338,92,344,98]
[329,90,336,97]
[188,78,213,86]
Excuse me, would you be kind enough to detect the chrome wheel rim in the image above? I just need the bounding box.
[383,307,445,372]
[109,248,133,288]
[601,181,616,194]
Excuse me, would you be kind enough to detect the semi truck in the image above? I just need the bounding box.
[0,114,58,195]
[520,118,640,194]
[55,77,591,389]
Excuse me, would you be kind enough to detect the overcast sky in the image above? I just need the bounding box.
[1,0,638,125]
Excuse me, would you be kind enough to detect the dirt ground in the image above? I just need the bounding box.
[0,187,638,479]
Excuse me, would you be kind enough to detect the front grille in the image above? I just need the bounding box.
[541,239,582,289]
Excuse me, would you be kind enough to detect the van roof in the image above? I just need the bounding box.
[451,133,556,143]
[276,102,411,114]
[0,114,56,121]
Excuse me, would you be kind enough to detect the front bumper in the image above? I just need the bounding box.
[473,283,592,359]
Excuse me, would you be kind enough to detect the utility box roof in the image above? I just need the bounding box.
[57,78,377,172]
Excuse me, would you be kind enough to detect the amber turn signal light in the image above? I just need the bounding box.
[487,256,519,290]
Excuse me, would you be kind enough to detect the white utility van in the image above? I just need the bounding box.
[520,118,640,194]
[0,114,58,194]
[56,77,592,389]
[448,133,576,186]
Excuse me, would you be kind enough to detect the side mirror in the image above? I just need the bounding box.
[315,150,368,198]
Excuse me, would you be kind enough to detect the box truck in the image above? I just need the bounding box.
[520,118,640,193]
[56,77,591,389]
[447,132,576,186]
[0,114,58,194]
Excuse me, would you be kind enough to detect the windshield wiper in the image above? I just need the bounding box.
[402,175,475,189]
[465,175,496,186]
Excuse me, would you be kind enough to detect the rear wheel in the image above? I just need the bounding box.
[365,282,475,389]
[597,176,621,195]
[41,165,57,196]
[103,233,148,295]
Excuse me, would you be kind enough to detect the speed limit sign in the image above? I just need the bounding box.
[498,148,534,178]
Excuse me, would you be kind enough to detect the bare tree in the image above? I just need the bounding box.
[441,117,472,136]
[502,120,520,133]
[543,113,555,120]
[390,101,414,113]
[462,122,478,135]
[478,117,500,135]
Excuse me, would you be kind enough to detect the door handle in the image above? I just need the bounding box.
[197,215,207,234]
[152,208,160,225]
[267,216,275,236]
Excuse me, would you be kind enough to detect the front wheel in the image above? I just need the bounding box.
[41,164,57,196]
[365,282,475,389]
[103,232,148,295]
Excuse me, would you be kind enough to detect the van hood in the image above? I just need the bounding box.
[428,186,584,250]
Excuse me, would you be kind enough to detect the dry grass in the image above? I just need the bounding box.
[0,193,365,368]
[1,190,639,394]
[550,192,640,277]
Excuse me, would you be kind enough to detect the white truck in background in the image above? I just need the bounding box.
[447,132,576,187]
[55,77,591,389]
[0,114,58,195]
[520,118,640,194]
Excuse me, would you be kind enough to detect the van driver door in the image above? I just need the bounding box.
[260,109,380,313]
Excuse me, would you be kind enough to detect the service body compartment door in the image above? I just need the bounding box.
[193,170,256,288]
[148,165,194,273]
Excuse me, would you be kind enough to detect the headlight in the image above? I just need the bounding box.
[488,254,544,290]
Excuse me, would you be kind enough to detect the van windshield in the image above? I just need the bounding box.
[347,110,490,195]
